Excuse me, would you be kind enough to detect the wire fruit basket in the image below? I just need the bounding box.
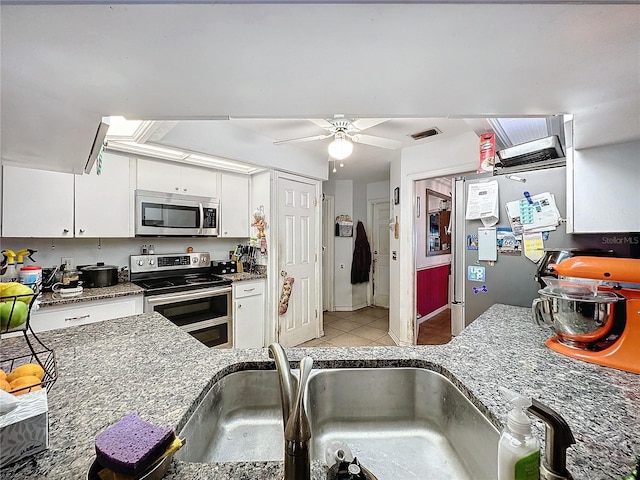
[1,283,58,395]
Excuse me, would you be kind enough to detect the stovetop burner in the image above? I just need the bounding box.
[132,274,231,295]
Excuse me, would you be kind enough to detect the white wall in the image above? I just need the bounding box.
[367,180,389,201]
[0,237,240,272]
[250,170,275,344]
[333,180,354,311]
[389,131,479,345]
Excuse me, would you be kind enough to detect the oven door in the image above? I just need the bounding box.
[144,286,232,348]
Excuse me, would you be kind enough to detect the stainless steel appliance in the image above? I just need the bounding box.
[135,190,219,237]
[130,252,233,348]
[452,165,621,332]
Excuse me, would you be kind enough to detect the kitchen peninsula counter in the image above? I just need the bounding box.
[2,304,637,479]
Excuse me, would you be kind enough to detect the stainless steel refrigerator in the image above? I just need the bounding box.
[451,165,586,333]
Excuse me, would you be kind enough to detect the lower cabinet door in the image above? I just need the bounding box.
[233,293,264,348]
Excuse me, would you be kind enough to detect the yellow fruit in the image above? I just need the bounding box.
[0,379,10,392]
[6,363,45,383]
[0,369,6,381]
[9,375,42,395]
[0,282,21,293]
[0,283,34,304]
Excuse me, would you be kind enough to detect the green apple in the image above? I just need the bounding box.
[0,300,28,330]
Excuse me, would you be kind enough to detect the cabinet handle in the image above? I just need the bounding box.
[238,304,242,308]
[175,187,179,191]
[65,314,90,322]
[79,228,85,234]
[63,228,69,233]
[183,188,187,192]
[243,288,255,293]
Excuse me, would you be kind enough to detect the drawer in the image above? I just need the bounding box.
[28,296,143,333]
[233,281,264,299]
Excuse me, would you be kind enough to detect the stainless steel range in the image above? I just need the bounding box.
[130,252,233,348]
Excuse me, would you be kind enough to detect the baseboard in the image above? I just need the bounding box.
[417,304,449,325]
[387,329,403,346]
[333,303,369,312]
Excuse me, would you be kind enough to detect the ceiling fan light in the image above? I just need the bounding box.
[328,133,353,160]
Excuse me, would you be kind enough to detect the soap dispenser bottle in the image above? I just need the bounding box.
[498,387,540,480]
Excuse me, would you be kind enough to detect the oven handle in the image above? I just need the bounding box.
[145,286,232,306]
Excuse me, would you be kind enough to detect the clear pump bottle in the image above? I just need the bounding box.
[498,387,540,480]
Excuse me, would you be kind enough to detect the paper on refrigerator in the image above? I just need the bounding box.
[465,181,499,227]
[505,192,561,234]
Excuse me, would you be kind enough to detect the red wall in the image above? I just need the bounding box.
[416,264,450,318]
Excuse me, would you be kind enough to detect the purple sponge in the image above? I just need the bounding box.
[95,412,174,476]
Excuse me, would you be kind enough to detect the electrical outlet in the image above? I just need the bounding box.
[61,257,75,270]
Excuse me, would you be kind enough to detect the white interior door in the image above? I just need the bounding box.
[372,202,390,307]
[277,176,318,347]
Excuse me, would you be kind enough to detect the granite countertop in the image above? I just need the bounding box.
[1,304,638,479]
[38,282,144,308]
[220,271,267,282]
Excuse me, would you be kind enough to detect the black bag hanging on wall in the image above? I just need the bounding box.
[351,221,372,284]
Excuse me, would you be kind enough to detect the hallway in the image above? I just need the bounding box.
[296,306,452,347]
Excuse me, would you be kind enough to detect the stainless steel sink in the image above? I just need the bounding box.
[176,370,284,462]
[177,367,498,479]
[307,368,499,480]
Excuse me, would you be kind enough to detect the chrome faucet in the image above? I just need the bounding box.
[528,398,576,480]
[269,343,314,480]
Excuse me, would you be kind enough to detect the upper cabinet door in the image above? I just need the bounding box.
[136,158,220,198]
[2,165,74,238]
[136,158,182,194]
[568,140,640,233]
[219,173,250,237]
[180,164,220,198]
[75,152,132,238]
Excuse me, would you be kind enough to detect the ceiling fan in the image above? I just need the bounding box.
[273,116,402,159]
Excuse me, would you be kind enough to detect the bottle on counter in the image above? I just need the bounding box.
[497,387,540,480]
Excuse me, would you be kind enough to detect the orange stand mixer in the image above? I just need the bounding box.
[534,256,640,375]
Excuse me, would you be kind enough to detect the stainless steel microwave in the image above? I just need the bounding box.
[135,190,219,237]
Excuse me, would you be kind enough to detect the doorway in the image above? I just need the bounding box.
[370,200,390,308]
[414,176,454,345]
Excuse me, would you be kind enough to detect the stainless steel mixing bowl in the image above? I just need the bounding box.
[532,289,620,346]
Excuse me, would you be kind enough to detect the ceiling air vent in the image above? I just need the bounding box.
[409,127,441,141]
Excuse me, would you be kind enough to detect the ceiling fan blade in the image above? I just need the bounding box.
[350,118,390,132]
[308,118,334,129]
[273,133,332,145]
[351,133,402,149]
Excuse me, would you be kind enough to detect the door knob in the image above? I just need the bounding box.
[280,270,288,277]
[374,250,378,254]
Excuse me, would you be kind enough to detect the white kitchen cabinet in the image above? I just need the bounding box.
[567,139,640,233]
[27,295,143,333]
[233,279,265,348]
[2,165,74,238]
[74,152,133,237]
[220,173,250,237]
[136,158,221,198]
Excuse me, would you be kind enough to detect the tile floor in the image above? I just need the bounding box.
[295,306,452,348]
